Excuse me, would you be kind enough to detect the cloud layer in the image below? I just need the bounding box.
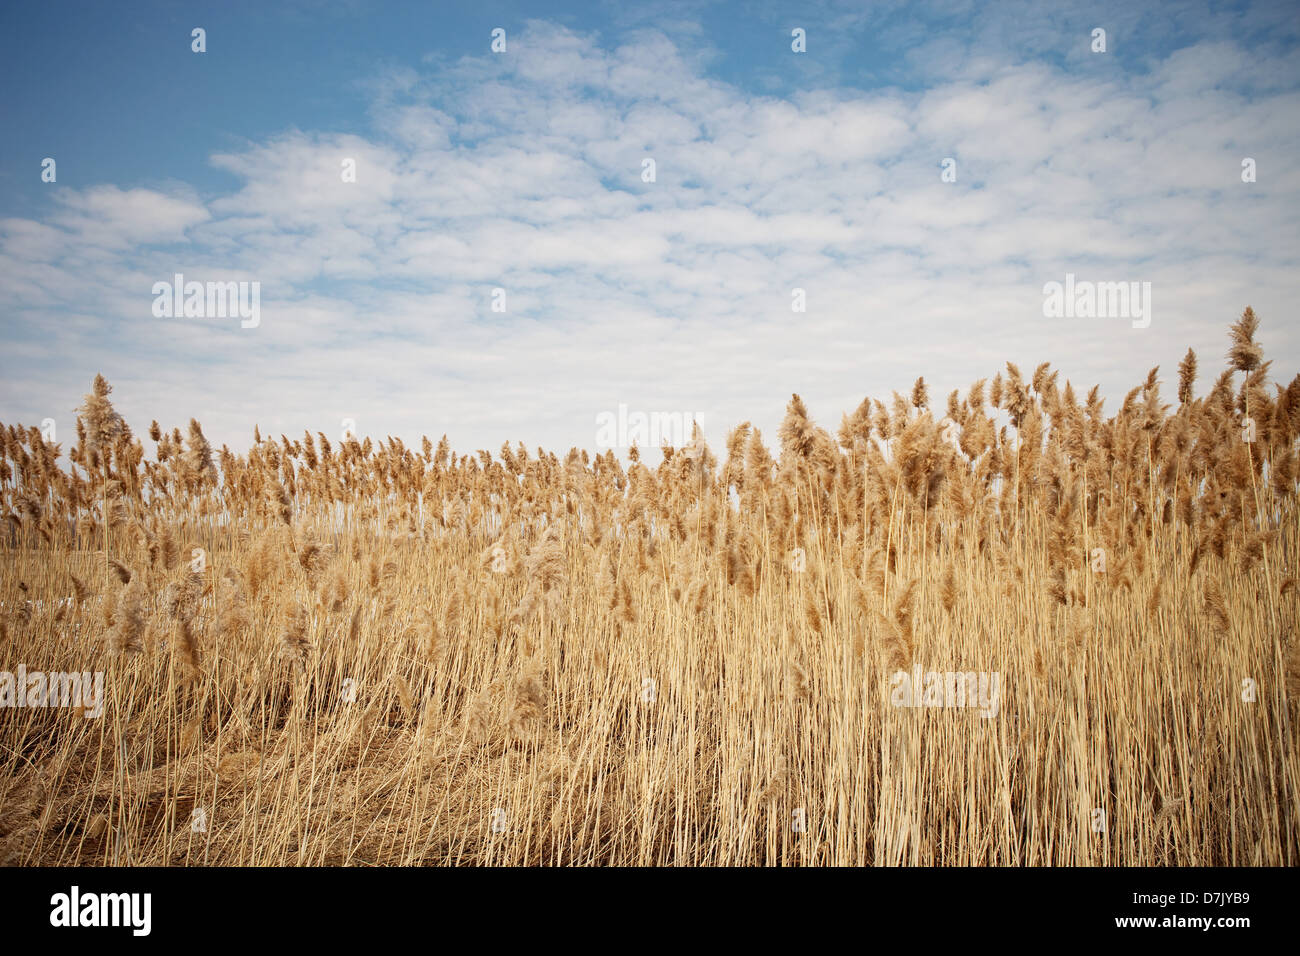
[2,14,1298,459]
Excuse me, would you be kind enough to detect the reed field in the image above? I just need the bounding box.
[1,308,1297,866]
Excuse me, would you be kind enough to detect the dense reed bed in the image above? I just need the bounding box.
[1,308,1297,865]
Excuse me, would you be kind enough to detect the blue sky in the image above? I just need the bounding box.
[1,0,1298,457]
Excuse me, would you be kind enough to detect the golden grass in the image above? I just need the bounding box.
[0,310,1297,865]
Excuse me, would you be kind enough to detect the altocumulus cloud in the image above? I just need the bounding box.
[1,13,1297,458]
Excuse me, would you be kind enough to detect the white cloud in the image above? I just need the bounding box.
[50,185,209,248]
[1,18,1297,463]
